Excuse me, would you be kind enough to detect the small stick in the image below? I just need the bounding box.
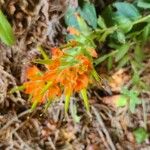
[92,106,116,150]
[0,110,31,133]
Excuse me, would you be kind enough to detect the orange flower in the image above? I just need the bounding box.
[43,70,58,82]
[26,66,42,80]
[22,47,95,110]
[51,47,63,58]
[23,80,46,103]
[74,74,89,91]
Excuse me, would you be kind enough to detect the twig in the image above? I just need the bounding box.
[92,106,116,150]
[0,110,31,133]
[14,132,34,150]
[97,127,110,150]
[48,137,56,150]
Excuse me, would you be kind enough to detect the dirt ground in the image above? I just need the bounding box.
[0,0,150,150]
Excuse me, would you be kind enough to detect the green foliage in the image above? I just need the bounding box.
[79,2,97,28]
[133,127,149,143]
[116,95,128,107]
[81,88,90,112]
[137,0,150,9]
[0,10,15,46]
[70,101,81,123]
[117,88,141,113]
[65,1,97,29]
[102,2,141,33]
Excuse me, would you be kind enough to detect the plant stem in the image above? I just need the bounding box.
[133,14,150,25]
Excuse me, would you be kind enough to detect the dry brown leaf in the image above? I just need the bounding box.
[109,69,130,92]
[102,95,121,108]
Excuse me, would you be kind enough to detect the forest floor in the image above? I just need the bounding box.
[0,0,150,150]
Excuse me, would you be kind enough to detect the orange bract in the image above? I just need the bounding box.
[23,45,95,109]
[51,47,63,58]
[26,66,42,80]
[67,27,80,36]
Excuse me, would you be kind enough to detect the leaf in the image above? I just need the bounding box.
[76,15,91,35]
[94,50,117,65]
[91,69,100,82]
[33,59,52,65]
[31,100,39,111]
[129,90,141,113]
[0,10,15,46]
[133,127,149,144]
[64,91,71,113]
[70,100,81,123]
[97,16,106,29]
[142,24,150,42]
[113,14,133,33]
[10,85,25,94]
[137,0,150,9]
[102,2,141,33]
[132,72,140,84]
[113,2,141,21]
[44,99,52,111]
[117,55,130,68]
[37,46,49,60]
[116,95,128,107]
[134,44,144,63]
[115,43,130,62]
[116,31,126,44]
[79,2,97,28]
[121,88,141,113]
[64,6,79,29]
[81,88,90,112]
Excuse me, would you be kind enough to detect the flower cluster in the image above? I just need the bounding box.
[23,46,98,112]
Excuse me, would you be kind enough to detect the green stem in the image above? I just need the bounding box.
[37,45,49,60]
[133,14,150,25]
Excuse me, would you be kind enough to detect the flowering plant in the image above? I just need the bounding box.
[19,15,100,112]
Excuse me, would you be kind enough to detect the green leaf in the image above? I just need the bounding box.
[70,101,81,123]
[116,31,126,44]
[0,10,15,46]
[97,16,106,29]
[113,2,141,21]
[102,2,141,33]
[94,50,117,65]
[79,2,97,28]
[142,24,150,42]
[115,43,130,62]
[137,0,150,9]
[113,14,133,33]
[65,91,71,113]
[10,85,25,94]
[81,88,90,112]
[133,128,149,144]
[132,72,140,85]
[116,95,128,107]
[31,100,39,111]
[134,44,144,63]
[121,88,141,113]
[117,55,130,68]
[64,6,79,29]
[129,90,141,113]
[33,59,52,65]
[37,46,49,60]
[76,15,91,35]
[91,69,100,82]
